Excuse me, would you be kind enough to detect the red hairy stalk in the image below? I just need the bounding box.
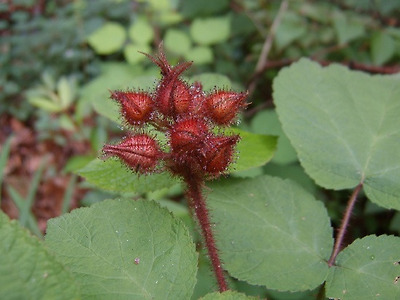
[185,175,228,292]
[102,44,248,292]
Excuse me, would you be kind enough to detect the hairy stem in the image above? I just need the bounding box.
[328,183,363,266]
[185,176,228,292]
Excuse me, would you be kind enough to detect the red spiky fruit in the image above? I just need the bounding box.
[102,134,161,173]
[155,63,193,117]
[188,81,206,115]
[205,90,248,125]
[169,118,209,153]
[203,135,240,175]
[111,91,153,125]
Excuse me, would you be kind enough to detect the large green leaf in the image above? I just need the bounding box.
[45,199,197,300]
[201,291,257,300]
[208,175,333,291]
[0,211,80,300]
[326,235,400,299]
[273,58,400,210]
[78,159,178,194]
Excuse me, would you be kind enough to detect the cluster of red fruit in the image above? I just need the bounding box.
[103,46,248,180]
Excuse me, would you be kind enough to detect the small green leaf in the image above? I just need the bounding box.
[128,17,154,45]
[275,12,306,50]
[77,159,178,194]
[41,71,56,91]
[229,128,277,173]
[64,155,95,173]
[164,29,191,55]
[190,73,232,91]
[81,62,146,123]
[190,16,231,45]
[0,211,80,299]
[208,175,333,291]
[332,10,365,44]
[326,235,400,299]
[371,30,395,65]
[201,290,258,299]
[273,58,400,210]
[57,77,74,109]
[0,135,12,202]
[181,0,229,18]
[184,46,213,65]
[124,43,151,64]
[45,199,197,300]
[88,22,126,54]
[28,97,63,113]
[250,110,297,164]
[58,115,75,131]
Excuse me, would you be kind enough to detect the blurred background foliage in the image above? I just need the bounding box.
[1,0,400,298]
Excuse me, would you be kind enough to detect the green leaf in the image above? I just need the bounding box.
[128,17,154,45]
[190,73,232,91]
[81,62,146,124]
[332,10,365,44]
[184,46,213,65]
[201,290,257,300]
[124,43,151,64]
[164,29,191,55]
[208,175,333,291]
[275,12,306,50]
[190,16,231,45]
[57,77,74,109]
[263,163,317,195]
[28,97,63,113]
[326,235,400,299]
[87,22,126,55]
[45,199,197,300]
[181,0,229,18]
[229,128,277,173]
[0,135,13,202]
[250,109,297,164]
[371,30,396,65]
[77,159,178,194]
[273,58,400,210]
[0,211,80,300]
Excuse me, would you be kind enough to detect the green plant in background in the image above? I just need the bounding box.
[2,0,400,299]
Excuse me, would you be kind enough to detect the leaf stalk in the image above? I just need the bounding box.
[328,183,363,266]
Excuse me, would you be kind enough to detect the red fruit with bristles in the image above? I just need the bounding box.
[188,81,206,115]
[111,91,153,125]
[203,135,240,175]
[169,118,209,153]
[156,64,193,117]
[102,134,161,173]
[205,90,248,125]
